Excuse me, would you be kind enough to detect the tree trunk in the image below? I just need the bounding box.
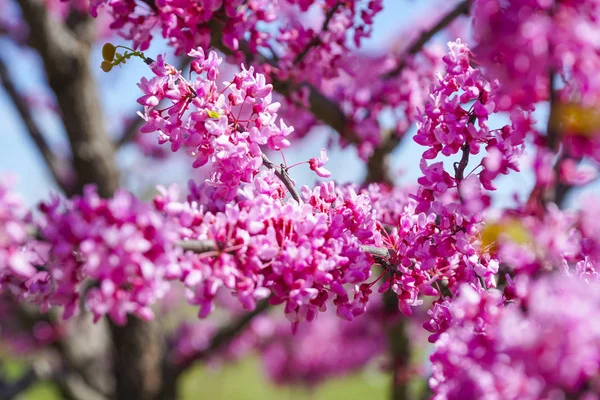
[384,292,411,400]
[17,2,164,399]
[110,318,165,400]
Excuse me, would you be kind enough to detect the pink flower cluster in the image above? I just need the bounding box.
[156,175,382,324]
[471,0,600,167]
[375,41,531,316]
[259,300,387,387]
[138,49,292,200]
[32,186,181,324]
[0,294,63,355]
[90,0,449,160]
[472,0,600,109]
[0,178,38,283]
[414,39,530,196]
[90,0,381,68]
[381,197,499,316]
[317,44,445,158]
[483,197,600,280]
[429,273,600,400]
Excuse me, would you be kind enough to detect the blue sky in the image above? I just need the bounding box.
[2,0,592,209]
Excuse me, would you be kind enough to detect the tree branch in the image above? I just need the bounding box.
[261,152,302,203]
[0,57,73,194]
[454,143,471,181]
[17,0,119,197]
[173,299,270,377]
[179,239,390,258]
[365,130,401,184]
[384,0,471,79]
[293,2,342,65]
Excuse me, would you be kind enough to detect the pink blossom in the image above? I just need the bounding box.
[308,148,332,178]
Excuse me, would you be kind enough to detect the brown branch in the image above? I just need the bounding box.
[384,0,471,79]
[173,299,270,377]
[365,130,401,184]
[16,3,165,400]
[0,57,72,193]
[454,143,471,181]
[178,239,217,253]
[17,0,119,197]
[546,72,559,151]
[261,152,302,203]
[116,115,144,148]
[293,2,342,65]
[109,318,164,400]
[179,239,390,258]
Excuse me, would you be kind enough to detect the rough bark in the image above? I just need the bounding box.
[17,0,118,197]
[16,2,164,399]
[109,318,165,400]
[383,293,411,400]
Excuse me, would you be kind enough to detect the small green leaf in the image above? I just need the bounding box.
[207,110,220,119]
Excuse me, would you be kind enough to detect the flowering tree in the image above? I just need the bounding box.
[1,0,600,399]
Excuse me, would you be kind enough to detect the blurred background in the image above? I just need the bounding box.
[1,0,597,398]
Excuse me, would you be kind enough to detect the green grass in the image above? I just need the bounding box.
[10,356,391,400]
[180,357,389,400]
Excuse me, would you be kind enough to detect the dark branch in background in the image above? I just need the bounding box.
[165,239,391,389]
[293,2,342,64]
[109,318,163,400]
[0,57,72,194]
[13,305,111,400]
[16,1,166,399]
[158,299,271,399]
[546,72,559,151]
[17,0,119,197]
[533,70,577,208]
[365,131,401,184]
[384,0,471,79]
[172,299,271,377]
[546,72,575,207]
[116,113,145,148]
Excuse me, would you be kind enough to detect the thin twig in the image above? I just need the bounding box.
[293,2,342,64]
[454,144,471,181]
[261,152,302,203]
[179,239,391,259]
[169,298,271,378]
[384,0,470,79]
